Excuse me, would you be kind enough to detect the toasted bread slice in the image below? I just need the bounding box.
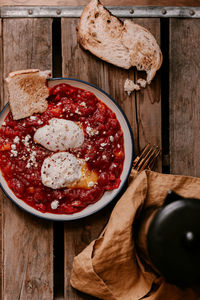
[78,0,162,85]
[5,69,51,120]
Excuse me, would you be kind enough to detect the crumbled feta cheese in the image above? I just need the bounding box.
[86,126,93,136]
[30,151,37,163]
[85,157,90,161]
[117,144,120,148]
[23,134,31,147]
[11,150,18,157]
[86,126,99,137]
[11,144,16,150]
[88,181,94,187]
[2,122,6,126]
[102,155,107,160]
[100,142,107,147]
[110,136,114,142]
[26,150,37,168]
[26,162,31,168]
[72,200,81,206]
[80,102,86,107]
[75,108,80,114]
[88,145,92,149]
[51,200,59,210]
[13,136,20,144]
[38,120,43,125]
[30,116,37,120]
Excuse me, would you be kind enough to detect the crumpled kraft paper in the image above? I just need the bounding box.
[70,170,200,300]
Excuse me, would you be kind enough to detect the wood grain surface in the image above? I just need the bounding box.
[1,0,200,7]
[134,18,162,170]
[62,16,162,299]
[2,18,53,300]
[169,19,200,177]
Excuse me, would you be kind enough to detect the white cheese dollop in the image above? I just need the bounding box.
[41,152,83,189]
[34,118,84,151]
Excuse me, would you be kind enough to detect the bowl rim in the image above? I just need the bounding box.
[0,77,134,221]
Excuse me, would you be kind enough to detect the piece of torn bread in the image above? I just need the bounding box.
[78,0,162,91]
[5,69,51,120]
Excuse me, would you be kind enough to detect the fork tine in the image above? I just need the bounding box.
[137,146,160,171]
[135,146,155,171]
[133,143,151,169]
[134,144,160,172]
[148,147,161,170]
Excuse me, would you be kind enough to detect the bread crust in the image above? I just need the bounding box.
[5,69,51,120]
[78,0,162,85]
[5,69,40,81]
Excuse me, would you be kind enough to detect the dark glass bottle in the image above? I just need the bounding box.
[135,191,200,287]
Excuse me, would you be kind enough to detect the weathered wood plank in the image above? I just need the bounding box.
[1,0,200,7]
[134,18,162,171]
[169,19,200,177]
[2,18,53,300]
[62,17,161,299]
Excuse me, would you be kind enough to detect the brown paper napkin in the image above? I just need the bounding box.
[70,170,200,299]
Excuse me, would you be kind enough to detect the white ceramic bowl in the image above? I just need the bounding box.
[0,78,134,221]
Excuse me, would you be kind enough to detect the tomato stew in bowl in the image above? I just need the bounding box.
[0,78,134,221]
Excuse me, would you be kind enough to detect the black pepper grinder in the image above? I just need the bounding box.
[137,191,200,287]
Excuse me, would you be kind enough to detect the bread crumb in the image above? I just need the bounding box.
[136,78,147,88]
[124,79,140,96]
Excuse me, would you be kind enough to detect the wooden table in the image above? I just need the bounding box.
[0,1,200,299]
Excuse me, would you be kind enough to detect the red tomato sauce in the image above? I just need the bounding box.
[0,83,124,214]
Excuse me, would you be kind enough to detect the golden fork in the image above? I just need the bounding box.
[132,143,161,172]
